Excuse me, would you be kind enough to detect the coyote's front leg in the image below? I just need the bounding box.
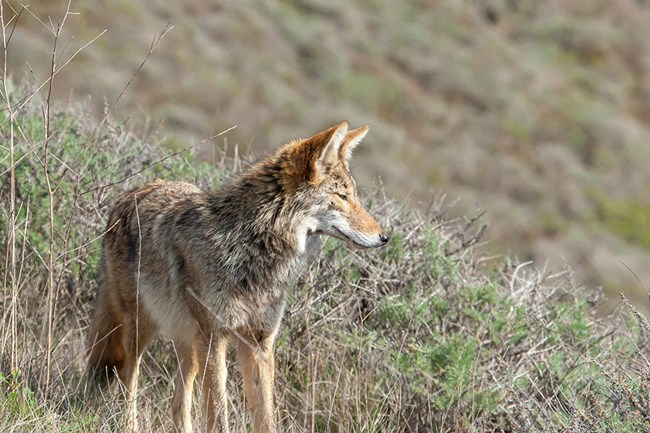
[237,331,277,433]
[171,339,199,433]
[196,333,230,432]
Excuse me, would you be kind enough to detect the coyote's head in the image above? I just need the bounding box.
[276,121,389,251]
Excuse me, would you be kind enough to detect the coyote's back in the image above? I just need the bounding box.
[87,121,389,433]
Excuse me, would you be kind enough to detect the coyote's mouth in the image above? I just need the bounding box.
[308,227,370,249]
[330,226,370,249]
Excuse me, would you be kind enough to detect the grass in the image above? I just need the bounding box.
[2,81,650,432]
[3,3,650,432]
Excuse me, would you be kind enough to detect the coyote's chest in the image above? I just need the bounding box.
[201,251,309,332]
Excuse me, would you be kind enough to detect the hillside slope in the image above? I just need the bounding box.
[6,0,650,300]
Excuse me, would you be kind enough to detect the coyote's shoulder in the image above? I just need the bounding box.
[88,121,389,433]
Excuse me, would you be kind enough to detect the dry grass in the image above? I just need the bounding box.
[2,79,650,431]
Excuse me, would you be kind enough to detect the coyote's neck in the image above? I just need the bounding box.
[203,170,313,295]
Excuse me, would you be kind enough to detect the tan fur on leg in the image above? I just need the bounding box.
[237,332,277,433]
[196,333,230,433]
[171,340,199,433]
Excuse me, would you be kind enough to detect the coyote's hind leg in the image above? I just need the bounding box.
[118,309,156,433]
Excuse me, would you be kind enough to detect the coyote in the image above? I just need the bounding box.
[87,121,389,433]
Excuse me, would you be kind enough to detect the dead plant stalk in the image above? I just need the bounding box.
[41,0,75,396]
[0,0,18,375]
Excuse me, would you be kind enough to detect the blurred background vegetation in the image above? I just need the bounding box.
[7,0,650,307]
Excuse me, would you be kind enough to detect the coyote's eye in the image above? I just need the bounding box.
[336,193,348,201]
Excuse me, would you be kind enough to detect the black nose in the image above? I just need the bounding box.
[379,233,390,244]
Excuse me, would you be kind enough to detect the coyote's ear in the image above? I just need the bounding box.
[315,121,348,168]
[300,121,348,181]
[284,121,348,184]
[340,124,369,164]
